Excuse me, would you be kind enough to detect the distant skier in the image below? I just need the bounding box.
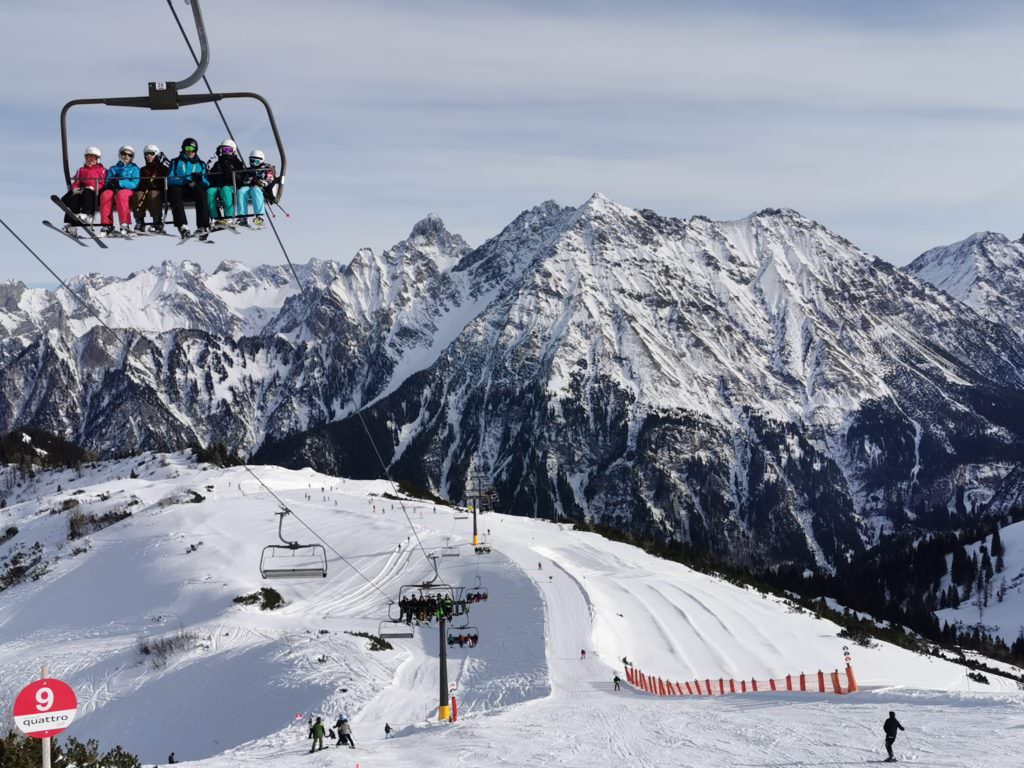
[613,674,621,691]
[310,716,326,752]
[168,753,177,764]
[883,711,905,762]
[384,721,392,738]
[538,562,542,570]
[335,716,355,748]
[580,649,586,660]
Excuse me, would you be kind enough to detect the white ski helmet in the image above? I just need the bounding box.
[218,138,238,154]
[118,145,135,156]
[84,146,102,158]
[143,144,160,155]
[248,149,265,163]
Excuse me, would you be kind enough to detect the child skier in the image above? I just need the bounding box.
[237,148,275,226]
[61,147,106,232]
[206,138,245,226]
[167,137,210,239]
[99,145,140,236]
[133,144,170,233]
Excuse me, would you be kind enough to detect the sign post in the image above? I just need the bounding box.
[13,667,78,768]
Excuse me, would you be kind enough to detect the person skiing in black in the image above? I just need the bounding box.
[613,674,621,691]
[883,711,904,762]
[384,721,392,739]
[168,753,177,764]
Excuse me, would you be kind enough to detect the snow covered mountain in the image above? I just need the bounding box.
[905,231,1024,340]
[0,456,1020,767]
[258,196,1024,567]
[6,197,1024,567]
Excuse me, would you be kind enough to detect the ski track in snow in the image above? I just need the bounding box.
[0,455,1020,767]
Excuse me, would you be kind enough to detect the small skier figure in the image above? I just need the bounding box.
[613,674,621,691]
[335,716,355,749]
[206,138,245,226]
[238,148,275,226]
[310,716,326,752]
[384,721,392,738]
[168,753,177,764]
[580,649,586,660]
[883,710,904,762]
[538,562,542,570]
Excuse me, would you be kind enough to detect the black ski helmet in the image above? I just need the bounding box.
[181,137,198,151]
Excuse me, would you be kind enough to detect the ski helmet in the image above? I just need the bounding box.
[181,137,199,152]
[84,146,102,158]
[143,144,160,156]
[118,145,135,157]
[218,138,237,151]
[249,149,265,165]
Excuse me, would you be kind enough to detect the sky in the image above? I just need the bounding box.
[1,455,1021,766]
[2,1,1024,287]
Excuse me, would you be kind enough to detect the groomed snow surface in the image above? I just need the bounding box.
[0,455,1021,768]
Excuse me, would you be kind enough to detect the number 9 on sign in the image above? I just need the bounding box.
[36,687,54,711]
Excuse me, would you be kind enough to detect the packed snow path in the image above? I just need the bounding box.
[0,457,1021,767]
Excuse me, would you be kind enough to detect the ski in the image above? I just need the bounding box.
[49,195,108,249]
[176,232,214,245]
[42,220,88,247]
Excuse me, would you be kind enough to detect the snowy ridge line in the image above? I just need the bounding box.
[624,663,858,696]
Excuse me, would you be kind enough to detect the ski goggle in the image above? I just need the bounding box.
[144,150,156,156]
[219,146,235,154]
[249,157,262,165]
[183,145,197,152]
[120,151,134,158]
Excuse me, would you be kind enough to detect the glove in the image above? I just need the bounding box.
[191,172,203,183]
[72,187,83,195]
[186,180,197,189]
[256,178,267,188]
[108,180,120,191]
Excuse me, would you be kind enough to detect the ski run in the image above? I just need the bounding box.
[0,453,1021,767]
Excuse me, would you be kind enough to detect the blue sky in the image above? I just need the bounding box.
[2,1,1023,286]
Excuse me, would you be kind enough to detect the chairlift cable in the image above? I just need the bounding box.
[0,218,118,337]
[165,0,304,294]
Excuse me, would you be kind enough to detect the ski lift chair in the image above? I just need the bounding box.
[58,0,286,207]
[259,509,327,579]
[378,618,414,640]
[474,535,492,555]
[465,574,489,604]
[446,624,480,648]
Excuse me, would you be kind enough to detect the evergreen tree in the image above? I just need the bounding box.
[991,527,1005,558]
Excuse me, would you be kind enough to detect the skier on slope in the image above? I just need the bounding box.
[335,715,355,748]
[613,674,621,691]
[309,716,326,752]
[883,710,905,762]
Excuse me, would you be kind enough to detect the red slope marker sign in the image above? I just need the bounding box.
[13,678,78,738]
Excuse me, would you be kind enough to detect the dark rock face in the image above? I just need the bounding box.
[10,199,1024,569]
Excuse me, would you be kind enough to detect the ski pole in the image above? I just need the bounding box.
[272,201,291,218]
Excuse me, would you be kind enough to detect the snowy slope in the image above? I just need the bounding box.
[936,519,1024,643]
[0,455,1021,767]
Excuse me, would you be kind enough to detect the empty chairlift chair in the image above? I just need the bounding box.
[260,508,328,579]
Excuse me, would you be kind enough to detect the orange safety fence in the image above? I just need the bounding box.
[624,663,857,696]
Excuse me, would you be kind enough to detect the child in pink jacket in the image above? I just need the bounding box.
[61,146,106,232]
